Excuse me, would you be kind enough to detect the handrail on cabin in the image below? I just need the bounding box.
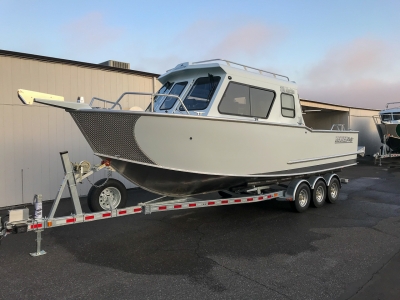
[386,102,400,109]
[192,59,290,81]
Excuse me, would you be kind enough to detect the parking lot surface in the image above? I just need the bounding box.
[1,158,400,299]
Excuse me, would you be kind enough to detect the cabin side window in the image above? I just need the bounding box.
[218,82,275,118]
[281,93,295,118]
[159,82,188,110]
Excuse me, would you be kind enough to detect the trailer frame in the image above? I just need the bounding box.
[0,151,345,256]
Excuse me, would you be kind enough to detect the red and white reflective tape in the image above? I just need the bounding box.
[149,191,283,213]
[83,206,142,222]
[25,192,283,230]
[41,206,143,228]
[28,222,44,231]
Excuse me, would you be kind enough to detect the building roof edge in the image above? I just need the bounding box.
[0,49,160,78]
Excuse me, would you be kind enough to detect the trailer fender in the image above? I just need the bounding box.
[323,173,341,188]
[285,179,311,201]
[306,176,326,189]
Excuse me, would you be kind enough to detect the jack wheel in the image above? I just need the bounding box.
[291,183,311,213]
[327,177,340,204]
[87,179,127,212]
[311,180,326,208]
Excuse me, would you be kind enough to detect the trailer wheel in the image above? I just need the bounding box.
[291,183,311,213]
[311,180,326,208]
[87,179,127,212]
[327,177,340,204]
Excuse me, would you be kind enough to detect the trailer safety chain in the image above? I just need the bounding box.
[86,169,113,188]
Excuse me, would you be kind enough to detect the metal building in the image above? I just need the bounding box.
[0,50,383,208]
[0,50,160,208]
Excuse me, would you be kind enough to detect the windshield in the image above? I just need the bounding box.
[381,113,392,122]
[393,113,400,121]
[159,82,188,110]
[180,76,221,111]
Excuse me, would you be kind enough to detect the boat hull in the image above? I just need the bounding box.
[107,158,356,196]
[70,110,360,196]
[376,123,400,152]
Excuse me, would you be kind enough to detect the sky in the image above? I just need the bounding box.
[1,0,399,109]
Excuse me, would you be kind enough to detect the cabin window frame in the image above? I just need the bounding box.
[381,113,392,122]
[217,81,276,119]
[280,93,296,118]
[179,76,222,111]
[159,81,188,111]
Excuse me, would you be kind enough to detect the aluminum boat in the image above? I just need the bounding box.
[18,59,364,196]
[374,102,400,153]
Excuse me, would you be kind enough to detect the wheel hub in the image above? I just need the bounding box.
[330,183,338,198]
[298,190,308,207]
[99,187,121,210]
[316,186,324,203]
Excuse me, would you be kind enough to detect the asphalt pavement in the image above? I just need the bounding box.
[0,157,399,299]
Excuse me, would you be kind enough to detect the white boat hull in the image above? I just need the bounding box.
[70,110,359,196]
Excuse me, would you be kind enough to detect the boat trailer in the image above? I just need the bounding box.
[0,152,346,256]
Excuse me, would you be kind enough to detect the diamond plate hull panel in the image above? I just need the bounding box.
[70,111,155,165]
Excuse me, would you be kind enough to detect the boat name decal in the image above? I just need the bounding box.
[335,136,353,143]
[280,86,295,94]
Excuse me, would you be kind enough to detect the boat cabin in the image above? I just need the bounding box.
[149,59,305,126]
[379,103,400,124]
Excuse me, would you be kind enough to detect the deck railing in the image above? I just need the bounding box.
[90,92,189,114]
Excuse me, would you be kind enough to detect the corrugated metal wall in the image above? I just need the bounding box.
[349,108,381,156]
[0,55,161,207]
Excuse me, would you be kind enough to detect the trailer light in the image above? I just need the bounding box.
[274,193,278,197]
[208,201,215,205]
[47,221,53,227]
[118,210,127,215]
[221,200,229,204]
[234,199,241,203]
[247,198,253,202]
[189,203,196,207]
[102,212,111,218]
[85,215,94,221]
[258,196,263,200]
[66,218,76,224]
[30,223,43,229]
[174,205,182,209]
[133,208,141,213]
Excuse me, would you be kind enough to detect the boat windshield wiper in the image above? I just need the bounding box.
[165,81,173,90]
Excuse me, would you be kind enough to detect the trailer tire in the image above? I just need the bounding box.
[327,177,340,204]
[311,180,326,208]
[87,179,127,212]
[291,183,310,213]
